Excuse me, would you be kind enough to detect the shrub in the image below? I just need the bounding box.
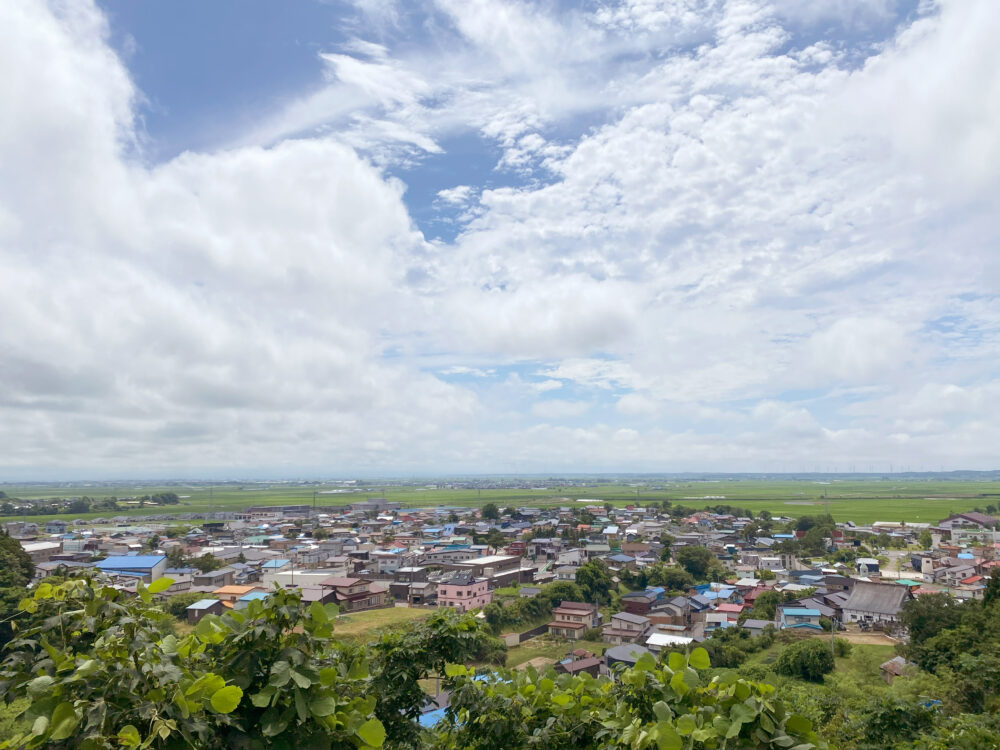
[775,638,835,682]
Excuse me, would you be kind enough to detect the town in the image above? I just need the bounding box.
[8,497,999,686]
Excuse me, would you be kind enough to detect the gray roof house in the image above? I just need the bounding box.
[841,581,910,624]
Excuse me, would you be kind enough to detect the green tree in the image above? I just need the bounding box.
[191,553,224,573]
[674,546,723,581]
[750,589,780,620]
[919,529,933,549]
[575,559,614,605]
[774,638,835,682]
[481,503,500,520]
[435,648,828,750]
[0,530,34,648]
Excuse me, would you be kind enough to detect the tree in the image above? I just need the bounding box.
[191,553,224,573]
[163,590,209,618]
[899,593,965,647]
[750,589,781,620]
[0,531,33,648]
[674,545,723,581]
[775,638,835,682]
[1,580,385,749]
[435,648,828,750]
[645,564,694,592]
[481,503,500,520]
[575,559,614,605]
[919,529,933,549]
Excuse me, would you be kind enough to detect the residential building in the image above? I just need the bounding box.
[318,577,388,613]
[95,555,167,582]
[547,601,601,640]
[437,573,491,613]
[778,608,823,630]
[841,581,910,624]
[602,612,651,645]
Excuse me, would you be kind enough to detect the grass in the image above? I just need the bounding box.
[505,636,606,668]
[332,606,431,641]
[3,477,999,524]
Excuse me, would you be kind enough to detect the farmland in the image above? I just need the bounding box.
[2,475,999,525]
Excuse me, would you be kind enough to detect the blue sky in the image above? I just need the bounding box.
[0,0,998,477]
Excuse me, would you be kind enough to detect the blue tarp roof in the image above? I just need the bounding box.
[239,591,269,601]
[96,555,165,570]
[262,559,290,568]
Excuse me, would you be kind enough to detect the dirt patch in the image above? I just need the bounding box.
[837,632,898,646]
[516,657,556,671]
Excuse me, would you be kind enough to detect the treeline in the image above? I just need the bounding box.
[0,492,181,517]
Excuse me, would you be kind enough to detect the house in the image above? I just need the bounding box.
[646,633,693,653]
[855,558,881,575]
[547,601,601,640]
[602,612,651,645]
[437,573,491,613]
[621,590,657,615]
[554,656,602,678]
[879,656,914,684]
[605,644,653,671]
[45,520,67,534]
[193,568,235,588]
[235,591,270,610]
[739,618,773,637]
[841,581,910,624]
[186,598,226,623]
[318,577,388,613]
[95,555,167,582]
[779,608,823,630]
[212,584,267,603]
[937,512,999,543]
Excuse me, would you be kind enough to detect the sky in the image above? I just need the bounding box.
[1,0,998,479]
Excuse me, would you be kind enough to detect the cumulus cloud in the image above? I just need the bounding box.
[1,0,998,475]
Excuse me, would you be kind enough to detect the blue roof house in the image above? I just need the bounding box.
[779,608,823,630]
[235,591,270,611]
[95,555,167,582]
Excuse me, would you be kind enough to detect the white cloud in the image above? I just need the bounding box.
[531,400,591,419]
[1,0,999,474]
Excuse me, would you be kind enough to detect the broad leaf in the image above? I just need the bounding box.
[210,685,243,714]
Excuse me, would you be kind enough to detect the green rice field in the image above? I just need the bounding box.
[2,476,998,525]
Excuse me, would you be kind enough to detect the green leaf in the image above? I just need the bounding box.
[357,718,386,747]
[48,702,79,741]
[348,659,369,680]
[634,652,656,672]
[655,722,682,750]
[652,701,672,722]
[27,675,54,698]
[309,600,328,623]
[669,669,690,696]
[261,709,289,737]
[147,577,174,594]
[210,685,243,714]
[309,695,338,718]
[30,715,48,737]
[667,652,686,671]
[444,663,467,677]
[676,714,697,736]
[291,669,313,689]
[730,702,756,724]
[117,725,141,748]
[785,714,813,735]
[689,647,710,670]
[270,661,292,687]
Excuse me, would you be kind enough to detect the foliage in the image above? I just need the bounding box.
[434,648,828,750]
[0,530,34,648]
[480,503,500,520]
[0,580,383,749]
[673,547,724,582]
[482,581,585,634]
[774,639,834,683]
[191,553,225,573]
[620,564,694,593]
[575,559,615,605]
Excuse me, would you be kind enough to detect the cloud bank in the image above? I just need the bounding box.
[1,0,998,476]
